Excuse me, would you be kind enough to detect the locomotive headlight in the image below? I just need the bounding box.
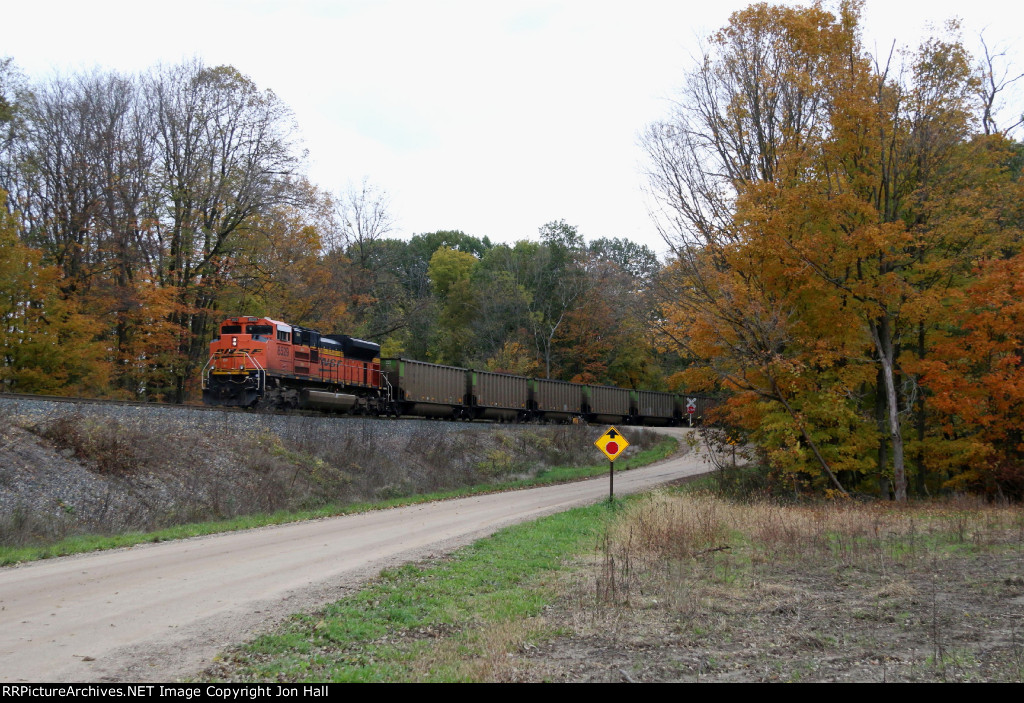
[232,336,238,347]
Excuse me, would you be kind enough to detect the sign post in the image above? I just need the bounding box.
[594,426,629,500]
[686,397,697,427]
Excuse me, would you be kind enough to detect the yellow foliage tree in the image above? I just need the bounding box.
[646,1,1023,499]
[0,191,109,394]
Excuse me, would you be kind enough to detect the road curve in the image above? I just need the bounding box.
[0,428,710,683]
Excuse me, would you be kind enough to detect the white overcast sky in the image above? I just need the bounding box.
[4,1,1022,254]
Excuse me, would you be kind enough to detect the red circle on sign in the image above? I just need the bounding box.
[606,441,619,455]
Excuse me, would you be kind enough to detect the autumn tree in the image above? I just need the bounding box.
[0,57,24,202]
[0,59,310,400]
[646,0,1024,499]
[8,69,146,293]
[219,181,344,330]
[915,255,1024,496]
[556,239,664,388]
[0,68,176,396]
[427,246,478,366]
[145,61,306,401]
[0,190,108,394]
[523,220,590,378]
[645,2,867,495]
[751,22,1023,499]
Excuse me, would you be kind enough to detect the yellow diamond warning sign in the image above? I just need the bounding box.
[594,426,629,462]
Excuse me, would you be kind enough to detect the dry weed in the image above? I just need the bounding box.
[550,491,1024,681]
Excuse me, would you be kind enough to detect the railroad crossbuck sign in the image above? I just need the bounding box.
[595,426,629,462]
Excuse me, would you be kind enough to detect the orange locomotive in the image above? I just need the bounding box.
[201,316,390,412]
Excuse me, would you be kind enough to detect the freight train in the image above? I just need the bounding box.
[201,315,714,425]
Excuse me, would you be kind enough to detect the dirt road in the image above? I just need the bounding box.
[0,429,709,683]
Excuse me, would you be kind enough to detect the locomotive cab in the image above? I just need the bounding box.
[202,316,276,407]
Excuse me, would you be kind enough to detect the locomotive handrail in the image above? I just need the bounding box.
[247,352,266,394]
[202,351,265,393]
[201,356,214,389]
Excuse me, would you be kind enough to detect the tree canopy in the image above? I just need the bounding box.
[645,0,1024,500]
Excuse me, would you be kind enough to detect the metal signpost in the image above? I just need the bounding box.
[686,397,697,427]
[594,426,629,499]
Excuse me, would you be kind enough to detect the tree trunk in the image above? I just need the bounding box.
[871,317,907,502]
[914,322,927,496]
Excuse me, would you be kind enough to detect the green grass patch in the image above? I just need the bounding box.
[0,436,677,566]
[215,499,626,682]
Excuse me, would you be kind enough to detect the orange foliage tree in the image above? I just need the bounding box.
[646,1,1024,499]
[0,191,109,394]
[914,256,1024,496]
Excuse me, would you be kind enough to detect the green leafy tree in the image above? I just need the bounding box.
[427,247,478,365]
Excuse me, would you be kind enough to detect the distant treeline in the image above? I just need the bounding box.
[0,58,670,405]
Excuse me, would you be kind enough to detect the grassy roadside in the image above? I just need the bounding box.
[207,499,628,682]
[0,434,677,566]
[210,486,1024,683]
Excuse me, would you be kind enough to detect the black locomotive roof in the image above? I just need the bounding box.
[323,334,381,361]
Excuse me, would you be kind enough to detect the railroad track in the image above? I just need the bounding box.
[0,390,557,428]
[0,390,232,411]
